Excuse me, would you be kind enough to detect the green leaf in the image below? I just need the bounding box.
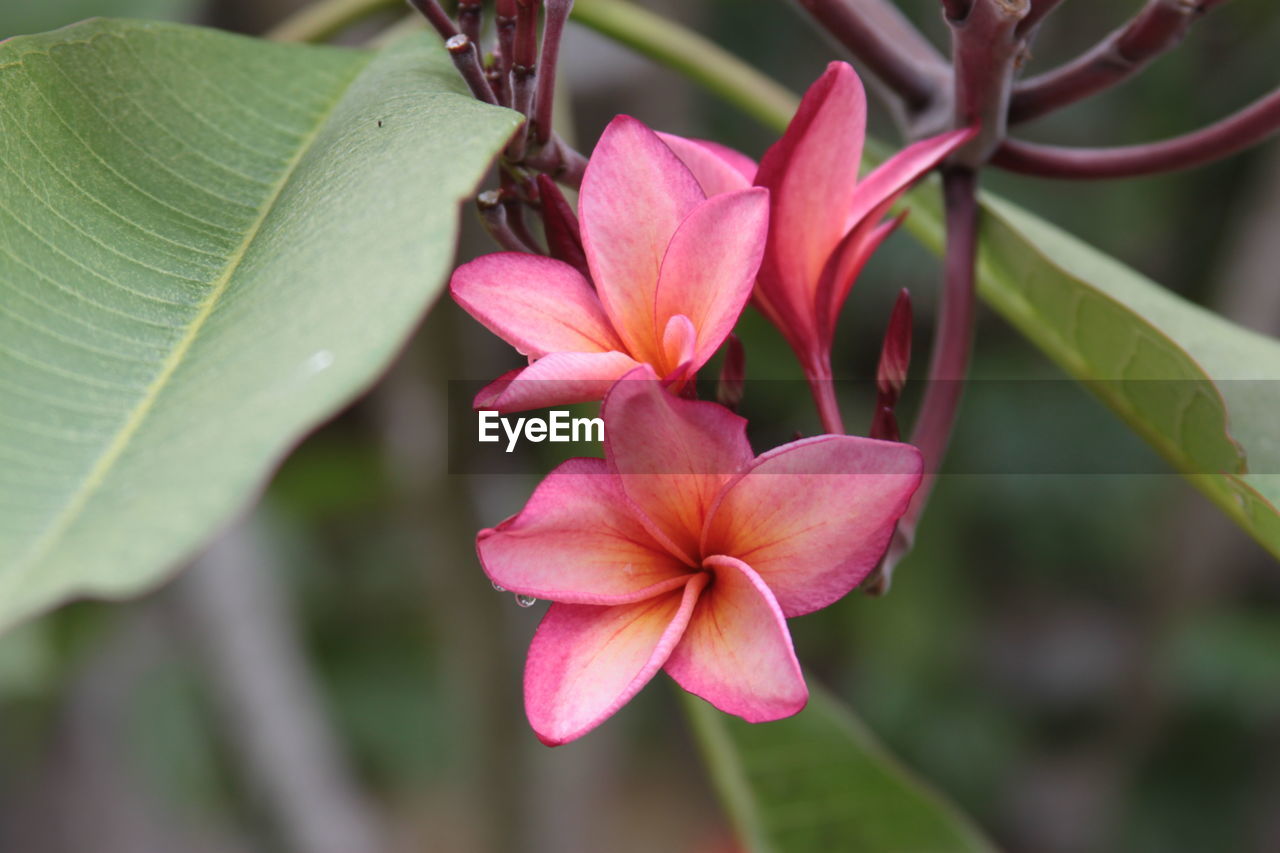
[683,685,995,853]
[0,21,520,632]
[897,183,1280,560]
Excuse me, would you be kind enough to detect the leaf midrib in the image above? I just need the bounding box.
[10,46,373,579]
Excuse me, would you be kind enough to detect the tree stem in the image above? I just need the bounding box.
[995,85,1280,178]
[808,358,847,435]
[875,167,978,591]
[948,0,1029,167]
[1010,0,1226,124]
[796,0,949,114]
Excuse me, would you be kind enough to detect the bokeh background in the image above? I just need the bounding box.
[1,1,1278,851]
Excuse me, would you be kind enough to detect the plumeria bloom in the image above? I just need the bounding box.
[756,64,974,395]
[451,116,769,412]
[658,63,974,415]
[477,369,922,745]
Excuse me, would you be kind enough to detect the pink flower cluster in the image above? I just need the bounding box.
[451,63,970,745]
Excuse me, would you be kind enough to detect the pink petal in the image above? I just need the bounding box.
[477,457,692,605]
[524,573,709,745]
[842,127,975,235]
[451,253,623,358]
[657,132,756,196]
[665,555,807,722]
[701,435,922,617]
[654,188,769,371]
[815,207,904,340]
[603,369,754,563]
[753,62,867,346]
[580,116,705,364]
[475,350,641,413]
[660,313,697,386]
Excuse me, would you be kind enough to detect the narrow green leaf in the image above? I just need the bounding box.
[0,21,520,631]
[684,685,995,853]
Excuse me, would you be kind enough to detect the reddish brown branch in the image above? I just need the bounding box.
[872,168,979,593]
[797,0,949,113]
[994,85,1280,178]
[493,0,518,106]
[457,0,483,43]
[533,0,573,146]
[1017,0,1068,36]
[949,0,1030,166]
[445,34,498,105]
[1010,0,1227,124]
[477,190,537,252]
[406,0,458,40]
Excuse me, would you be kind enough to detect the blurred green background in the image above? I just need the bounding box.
[0,1,1277,851]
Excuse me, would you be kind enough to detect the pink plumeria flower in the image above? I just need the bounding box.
[756,63,975,378]
[659,63,975,383]
[477,369,922,745]
[450,116,769,412]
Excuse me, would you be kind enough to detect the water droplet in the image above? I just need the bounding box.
[491,581,506,592]
[515,594,537,608]
[305,349,334,374]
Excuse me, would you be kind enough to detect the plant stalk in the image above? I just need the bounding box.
[995,85,1280,178]
[796,0,949,113]
[1010,0,1226,124]
[875,167,978,591]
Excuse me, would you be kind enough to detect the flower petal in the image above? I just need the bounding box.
[604,369,754,562]
[475,350,641,413]
[665,555,807,722]
[815,208,904,341]
[478,457,692,604]
[753,62,866,346]
[841,127,975,235]
[657,132,756,196]
[525,573,709,745]
[702,435,922,617]
[451,253,622,358]
[654,188,769,370]
[660,313,697,385]
[580,116,705,364]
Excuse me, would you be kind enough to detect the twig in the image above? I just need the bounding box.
[809,358,846,435]
[174,518,385,853]
[523,134,589,187]
[494,0,518,106]
[407,0,459,40]
[874,168,979,593]
[457,0,483,43]
[994,85,1280,178]
[534,0,574,146]
[446,34,499,105]
[796,0,949,114]
[948,0,1030,166]
[1010,0,1226,124]
[506,0,542,160]
[1017,0,1069,37]
[478,190,538,252]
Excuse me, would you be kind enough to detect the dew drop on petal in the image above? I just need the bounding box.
[515,594,537,608]
[491,581,506,593]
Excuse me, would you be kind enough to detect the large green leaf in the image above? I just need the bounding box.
[0,21,519,632]
[684,685,995,852]
[898,184,1280,559]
